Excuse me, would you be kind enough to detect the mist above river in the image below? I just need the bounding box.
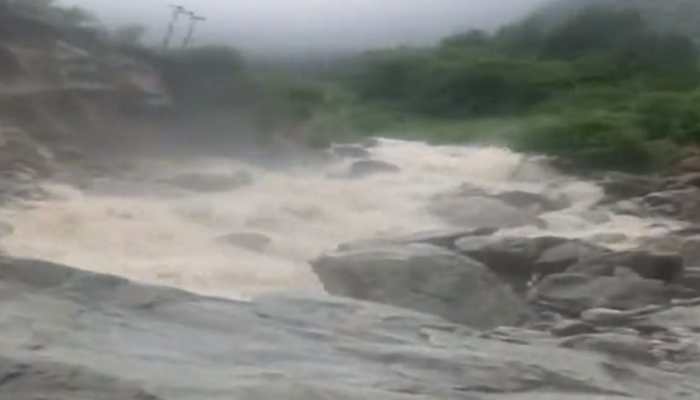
[58,0,549,53]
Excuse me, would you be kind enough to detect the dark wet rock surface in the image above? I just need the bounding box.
[217,232,272,252]
[428,195,544,229]
[2,256,700,399]
[347,160,400,178]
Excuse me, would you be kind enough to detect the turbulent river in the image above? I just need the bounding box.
[0,139,680,300]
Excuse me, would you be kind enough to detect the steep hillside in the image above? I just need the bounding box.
[535,0,700,41]
[0,4,172,191]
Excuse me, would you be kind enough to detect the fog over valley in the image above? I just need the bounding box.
[58,0,549,53]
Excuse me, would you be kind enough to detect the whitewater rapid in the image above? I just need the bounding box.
[0,139,680,299]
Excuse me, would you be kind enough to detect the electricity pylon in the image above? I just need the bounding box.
[162,4,187,50]
[182,12,206,48]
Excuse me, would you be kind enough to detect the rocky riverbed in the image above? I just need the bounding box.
[2,138,700,399]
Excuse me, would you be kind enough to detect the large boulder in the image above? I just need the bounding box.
[529,273,678,317]
[311,244,529,328]
[347,160,400,178]
[455,235,607,291]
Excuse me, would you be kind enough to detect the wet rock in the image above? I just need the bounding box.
[580,308,643,326]
[331,145,371,159]
[666,172,700,190]
[530,273,675,317]
[491,190,570,213]
[680,267,700,294]
[577,210,611,224]
[429,195,544,230]
[599,172,662,202]
[2,257,700,399]
[568,250,684,283]
[550,319,596,337]
[677,155,700,173]
[479,326,551,345]
[645,304,700,332]
[609,199,646,217]
[455,235,563,289]
[337,227,496,251]
[165,170,253,192]
[217,232,272,252]
[0,356,162,400]
[642,188,700,222]
[311,244,529,328]
[682,238,700,267]
[588,233,628,245]
[535,240,609,276]
[347,160,400,178]
[455,236,607,291]
[638,235,685,253]
[560,333,660,365]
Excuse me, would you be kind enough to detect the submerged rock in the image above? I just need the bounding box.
[164,170,253,192]
[428,195,543,229]
[311,244,529,328]
[347,160,400,178]
[331,145,371,159]
[217,232,272,252]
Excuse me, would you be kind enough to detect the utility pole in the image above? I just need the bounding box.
[162,4,187,50]
[182,12,206,48]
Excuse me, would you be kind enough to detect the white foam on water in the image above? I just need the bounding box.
[0,139,681,299]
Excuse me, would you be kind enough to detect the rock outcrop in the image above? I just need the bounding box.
[311,244,529,328]
[2,256,700,399]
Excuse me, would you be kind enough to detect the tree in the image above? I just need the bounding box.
[541,7,646,60]
[441,30,489,48]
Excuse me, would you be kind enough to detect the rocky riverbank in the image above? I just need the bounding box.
[1,255,699,400]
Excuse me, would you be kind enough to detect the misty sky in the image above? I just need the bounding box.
[58,0,548,53]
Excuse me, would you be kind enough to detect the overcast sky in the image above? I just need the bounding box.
[58,0,549,53]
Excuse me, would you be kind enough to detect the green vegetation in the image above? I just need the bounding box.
[310,6,700,172]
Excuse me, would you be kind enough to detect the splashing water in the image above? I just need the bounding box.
[0,139,680,299]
